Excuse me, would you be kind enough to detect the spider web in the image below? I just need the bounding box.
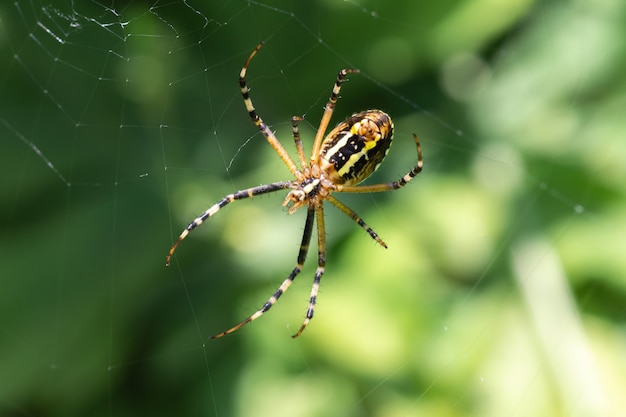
[1,0,625,416]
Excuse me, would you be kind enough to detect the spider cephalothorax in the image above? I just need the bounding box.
[166,43,422,338]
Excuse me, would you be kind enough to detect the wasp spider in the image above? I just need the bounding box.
[166,43,423,339]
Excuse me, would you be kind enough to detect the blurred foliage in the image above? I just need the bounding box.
[1,0,625,416]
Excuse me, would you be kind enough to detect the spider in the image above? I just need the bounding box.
[166,42,423,339]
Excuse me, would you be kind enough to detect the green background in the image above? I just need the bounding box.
[1,0,625,416]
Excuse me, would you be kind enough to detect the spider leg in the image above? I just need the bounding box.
[240,43,299,175]
[166,181,291,266]
[336,133,423,194]
[326,195,387,249]
[310,68,359,164]
[212,205,316,339]
[291,116,308,170]
[292,204,326,338]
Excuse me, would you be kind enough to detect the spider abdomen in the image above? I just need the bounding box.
[320,110,394,186]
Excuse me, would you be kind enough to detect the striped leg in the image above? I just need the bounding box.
[292,204,327,338]
[326,195,387,249]
[240,43,299,175]
[166,181,291,266]
[336,134,423,194]
[310,68,360,164]
[212,205,316,339]
[291,116,308,170]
